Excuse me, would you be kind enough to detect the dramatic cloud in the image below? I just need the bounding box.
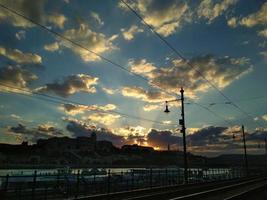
[0,65,37,93]
[189,126,228,146]
[0,46,42,64]
[61,24,116,62]
[121,86,173,103]
[0,0,67,28]
[60,103,117,115]
[197,0,238,23]
[8,123,63,142]
[44,42,59,52]
[240,2,267,27]
[121,25,143,40]
[129,56,252,98]
[36,74,98,97]
[119,0,190,37]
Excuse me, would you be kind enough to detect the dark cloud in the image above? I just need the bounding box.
[8,123,63,142]
[36,74,98,97]
[247,130,267,141]
[188,126,228,146]
[0,0,45,27]
[20,0,45,23]
[0,0,66,29]
[147,129,182,148]
[0,65,37,92]
[66,119,126,147]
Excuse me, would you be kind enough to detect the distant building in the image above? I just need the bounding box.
[121,144,154,153]
[37,134,97,155]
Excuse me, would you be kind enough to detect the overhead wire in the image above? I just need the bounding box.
[120,0,264,128]
[0,82,177,126]
[0,3,179,100]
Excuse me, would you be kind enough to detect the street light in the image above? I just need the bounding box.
[164,101,170,113]
[164,87,188,184]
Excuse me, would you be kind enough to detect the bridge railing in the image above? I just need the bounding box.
[0,167,259,200]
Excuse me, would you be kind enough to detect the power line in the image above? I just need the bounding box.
[187,101,234,127]
[0,3,179,100]
[191,95,267,107]
[121,0,264,128]
[0,82,177,126]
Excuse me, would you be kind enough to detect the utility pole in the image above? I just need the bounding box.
[164,87,188,183]
[241,125,248,176]
[180,87,188,184]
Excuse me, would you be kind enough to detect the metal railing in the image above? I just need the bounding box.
[0,167,254,200]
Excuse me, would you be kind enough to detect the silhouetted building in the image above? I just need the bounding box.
[121,144,154,153]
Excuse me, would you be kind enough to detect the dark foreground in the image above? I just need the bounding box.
[0,167,265,200]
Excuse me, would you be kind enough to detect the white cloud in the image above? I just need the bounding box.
[15,30,26,40]
[44,42,59,52]
[10,114,21,119]
[227,17,237,28]
[102,87,117,95]
[119,0,190,37]
[240,2,267,27]
[0,46,42,64]
[46,13,67,29]
[121,25,143,40]
[197,0,238,23]
[260,51,267,59]
[129,56,252,99]
[90,11,104,26]
[60,103,117,115]
[258,28,267,38]
[143,104,160,111]
[121,86,173,103]
[129,59,156,78]
[61,24,116,62]
[87,113,120,126]
[262,114,267,121]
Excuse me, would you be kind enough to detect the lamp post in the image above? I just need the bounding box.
[164,87,188,184]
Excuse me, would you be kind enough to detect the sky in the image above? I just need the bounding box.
[1,0,267,157]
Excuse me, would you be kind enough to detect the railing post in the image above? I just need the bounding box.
[131,170,134,190]
[32,170,37,200]
[3,174,9,200]
[93,170,96,193]
[149,168,152,188]
[165,168,168,185]
[75,170,80,198]
[107,169,111,194]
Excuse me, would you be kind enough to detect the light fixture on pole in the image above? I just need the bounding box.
[163,87,188,184]
[164,101,170,113]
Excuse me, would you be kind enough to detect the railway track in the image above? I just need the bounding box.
[74,177,264,200]
[169,177,267,200]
